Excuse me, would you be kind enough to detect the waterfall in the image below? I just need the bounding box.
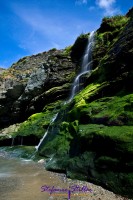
[68,31,95,102]
[35,31,95,151]
[20,137,23,146]
[11,136,23,146]
[35,113,58,151]
[11,138,15,146]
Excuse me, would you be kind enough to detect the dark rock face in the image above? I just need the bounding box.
[70,33,89,63]
[0,49,76,127]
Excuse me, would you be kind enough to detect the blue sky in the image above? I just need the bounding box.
[0,0,132,68]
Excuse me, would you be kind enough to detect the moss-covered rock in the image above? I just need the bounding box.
[98,15,129,33]
[38,8,133,198]
[69,93,133,126]
[90,13,133,84]
[13,100,63,139]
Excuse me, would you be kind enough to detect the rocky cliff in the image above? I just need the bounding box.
[0,7,133,199]
[0,49,76,127]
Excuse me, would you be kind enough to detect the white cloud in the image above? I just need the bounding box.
[10,5,67,53]
[96,0,119,15]
[12,6,63,37]
[88,6,95,11]
[75,0,88,5]
[97,0,115,8]
[10,2,95,54]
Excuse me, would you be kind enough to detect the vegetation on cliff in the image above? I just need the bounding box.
[38,10,133,198]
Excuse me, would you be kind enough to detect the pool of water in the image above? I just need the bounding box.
[0,158,57,199]
[0,148,73,200]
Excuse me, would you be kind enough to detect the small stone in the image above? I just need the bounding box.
[38,159,45,163]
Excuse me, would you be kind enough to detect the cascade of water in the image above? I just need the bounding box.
[11,138,15,146]
[35,31,95,152]
[35,113,58,151]
[68,31,95,102]
[20,137,23,146]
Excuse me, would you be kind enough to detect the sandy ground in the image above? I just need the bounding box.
[49,173,132,200]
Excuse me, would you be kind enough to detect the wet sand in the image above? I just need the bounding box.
[0,150,131,200]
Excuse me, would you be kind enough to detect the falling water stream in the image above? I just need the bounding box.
[36,31,95,151]
[35,113,58,151]
[68,31,95,102]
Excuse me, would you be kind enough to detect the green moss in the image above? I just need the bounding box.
[78,124,133,156]
[13,111,56,138]
[88,170,133,198]
[90,171,133,198]
[95,156,119,167]
[92,15,129,73]
[43,100,62,112]
[45,86,63,95]
[68,82,109,121]
[98,15,129,34]
[40,135,70,156]
[73,83,102,104]
[69,91,133,126]
[61,45,72,56]
[0,146,35,159]
[90,94,133,125]
[65,71,76,82]
[12,100,63,139]
[39,120,79,156]
[102,15,129,29]
[44,83,71,97]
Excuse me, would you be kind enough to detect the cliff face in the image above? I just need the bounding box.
[0,49,76,127]
[0,7,133,199]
